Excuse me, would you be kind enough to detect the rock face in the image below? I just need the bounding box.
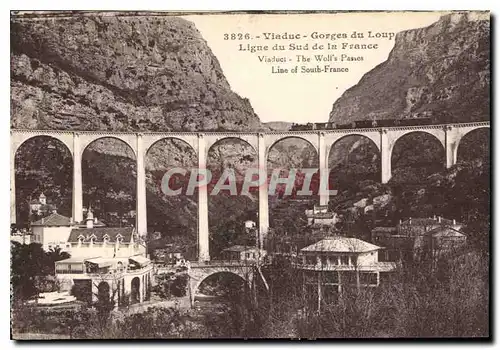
[11,13,266,246]
[11,13,262,131]
[329,12,490,124]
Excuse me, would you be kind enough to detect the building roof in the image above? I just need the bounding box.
[30,193,47,204]
[68,227,134,243]
[77,218,106,228]
[427,226,466,238]
[85,257,114,268]
[31,213,72,227]
[129,255,150,267]
[372,227,398,233]
[307,212,336,219]
[301,237,382,253]
[372,261,398,272]
[223,245,259,252]
[55,257,87,264]
[400,217,459,226]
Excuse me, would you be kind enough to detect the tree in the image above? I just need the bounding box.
[11,242,53,300]
[46,246,71,274]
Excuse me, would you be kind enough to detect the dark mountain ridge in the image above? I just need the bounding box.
[11,14,263,132]
[329,12,490,124]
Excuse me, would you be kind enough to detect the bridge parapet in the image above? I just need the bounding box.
[10,120,490,255]
[9,121,490,137]
[190,260,257,268]
[154,260,257,270]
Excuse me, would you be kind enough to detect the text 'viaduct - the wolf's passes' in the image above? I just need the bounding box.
[11,122,489,261]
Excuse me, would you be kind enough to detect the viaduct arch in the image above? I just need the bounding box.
[13,135,74,224]
[10,122,489,262]
[188,265,254,305]
[326,133,381,186]
[388,130,446,179]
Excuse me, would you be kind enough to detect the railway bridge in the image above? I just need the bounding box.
[11,121,490,261]
[155,260,257,306]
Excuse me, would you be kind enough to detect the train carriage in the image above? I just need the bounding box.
[290,116,438,132]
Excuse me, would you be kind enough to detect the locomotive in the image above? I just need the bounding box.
[289,116,449,131]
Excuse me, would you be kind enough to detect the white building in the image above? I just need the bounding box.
[11,227,31,245]
[244,220,257,230]
[49,209,153,306]
[295,237,396,308]
[66,227,144,258]
[55,254,153,305]
[30,209,106,252]
[398,216,463,237]
[55,224,151,305]
[305,205,339,226]
[29,192,57,217]
[31,212,73,251]
[222,245,266,261]
[372,216,466,263]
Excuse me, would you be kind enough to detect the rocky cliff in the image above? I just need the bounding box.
[11,13,262,131]
[11,13,265,248]
[329,12,490,124]
[325,13,490,237]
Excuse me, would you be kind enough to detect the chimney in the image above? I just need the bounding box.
[86,208,94,229]
[453,219,456,225]
[433,214,436,220]
[438,216,442,223]
[409,217,412,225]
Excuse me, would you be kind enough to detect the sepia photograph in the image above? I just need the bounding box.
[9,9,490,340]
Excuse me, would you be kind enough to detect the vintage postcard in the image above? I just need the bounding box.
[10,10,490,340]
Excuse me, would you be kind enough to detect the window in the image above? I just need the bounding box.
[323,272,339,284]
[330,256,338,265]
[341,271,357,284]
[320,255,328,266]
[340,255,349,265]
[306,255,316,265]
[360,272,378,286]
[103,234,110,244]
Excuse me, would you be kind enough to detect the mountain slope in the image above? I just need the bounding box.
[11,13,262,132]
[329,12,490,124]
[10,13,265,247]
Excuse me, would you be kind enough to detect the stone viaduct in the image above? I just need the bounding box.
[11,121,490,262]
[156,261,255,305]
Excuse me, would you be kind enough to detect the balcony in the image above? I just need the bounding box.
[54,269,84,274]
[192,259,258,267]
[293,261,397,272]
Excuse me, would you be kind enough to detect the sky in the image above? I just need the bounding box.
[184,12,445,124]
